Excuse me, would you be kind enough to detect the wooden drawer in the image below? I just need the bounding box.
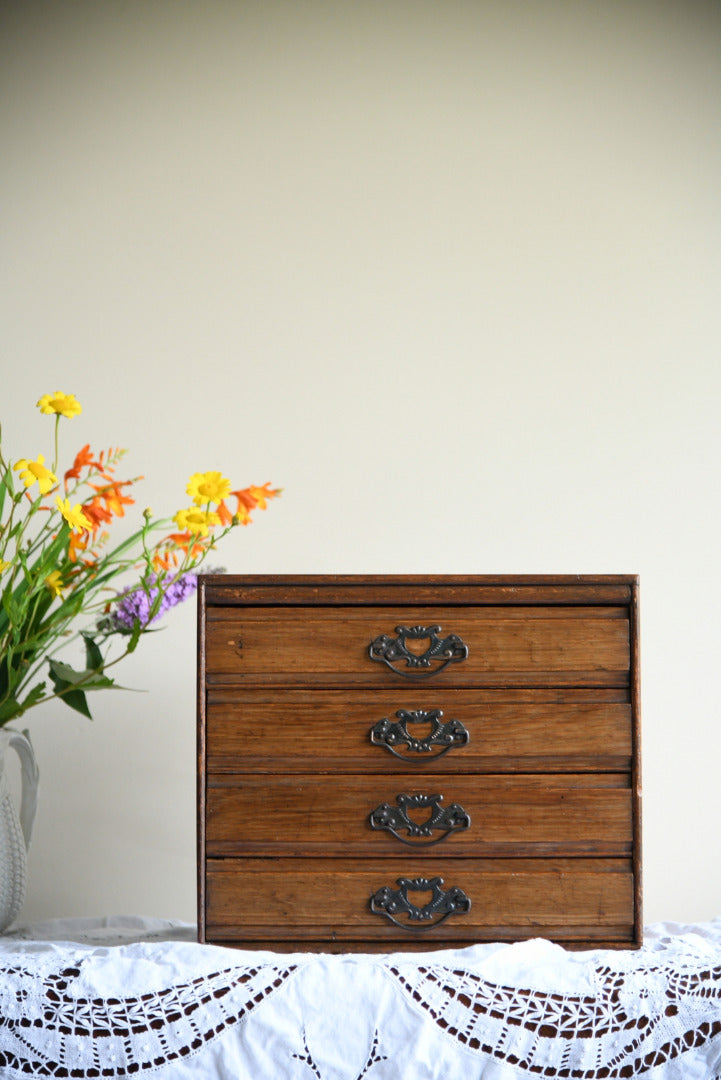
[205,689,633,773]
[205,857,635,947]
[206,773,632,857]
[204,606,630,687]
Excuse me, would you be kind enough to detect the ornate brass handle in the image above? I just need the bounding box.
[368,625,468,679]
[369,793,470,846]
[370,876,471,931]
[370,708,470,762]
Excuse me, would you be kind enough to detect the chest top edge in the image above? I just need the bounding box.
[199,574,638,608]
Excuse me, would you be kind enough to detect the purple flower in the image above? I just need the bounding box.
[111,572,198,631]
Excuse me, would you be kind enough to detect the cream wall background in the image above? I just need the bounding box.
[1,0,720,927]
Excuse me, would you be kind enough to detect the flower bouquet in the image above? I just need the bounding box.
[0,392,280,726]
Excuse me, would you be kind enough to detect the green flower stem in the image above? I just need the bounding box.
[0,490,28,565]
[52,415,60,474]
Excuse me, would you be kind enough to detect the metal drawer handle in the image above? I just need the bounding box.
[368,625,468,679]
[369,793,470,846]
[370,876,471,932]
[370,708,470,762]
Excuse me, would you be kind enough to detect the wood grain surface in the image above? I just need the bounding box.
[205,856,634,943]
[205,773,632,856]
[205,690,632,773]
[205,606,630,685]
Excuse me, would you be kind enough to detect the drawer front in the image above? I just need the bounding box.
[204,606,630,687]
[205,690,632,773]
[205,773,632,857]
[204,857,635,945]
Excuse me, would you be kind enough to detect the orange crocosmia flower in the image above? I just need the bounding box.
[64,445,101,484]
[247,483,282,510]
[152,548,179,572]
[81,496,114,532]
[75,482,135,535]
[164,531,206,560]
[89,480,135,519]
[230,498,252,525]
[68,527,107,564]
[229,488,256,525]
[215,500,233,527]
[232,487,257,512]
[64,445,126,486]
[67,530,89,563]
[228,484,281,524]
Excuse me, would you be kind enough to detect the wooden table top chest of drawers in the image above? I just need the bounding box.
[197,574,641,951]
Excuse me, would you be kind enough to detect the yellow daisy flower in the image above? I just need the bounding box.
[13,454,58,495]
[45,570,65,598]
[186,471,231,506]
[55,496,92,533]
[173,507,221,537]
[37,392,82,418]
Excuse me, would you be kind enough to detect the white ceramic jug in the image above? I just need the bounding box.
[0,728,39,932]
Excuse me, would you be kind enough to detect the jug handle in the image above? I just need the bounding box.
[6,730,39,850]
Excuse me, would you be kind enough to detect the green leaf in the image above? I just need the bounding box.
[52,683,92,719]
[1,588,20,626]
[2,465,15,500]
[48,658,116,719]
[82,632,105,672]
[0,697,21,724]
[48,658,115,691]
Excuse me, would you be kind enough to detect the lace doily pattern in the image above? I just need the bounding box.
[2,920,721,1079]
[387,952,721,1077]
[0,955,296,1077]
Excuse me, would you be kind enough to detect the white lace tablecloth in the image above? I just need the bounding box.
[1,916,721,1079]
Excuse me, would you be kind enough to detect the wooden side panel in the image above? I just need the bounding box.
[197,578,207,942]
[629,578,643,944]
